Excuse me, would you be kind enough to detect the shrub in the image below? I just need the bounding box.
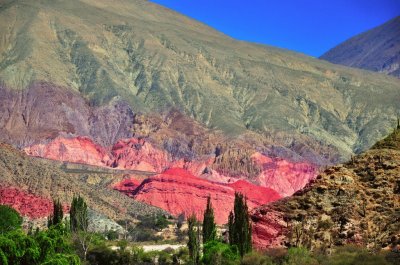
[105,230,119,240]
[322,245,390,265]
[284,247,319,265]
[202,240,240,265]
[241,251,275,265]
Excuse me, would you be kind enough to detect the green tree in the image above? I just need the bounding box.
[0,205,22,233]
[202,196,216,244]
[187,214,200,264]
[0,229,40,264]
[69,196,91,261]
[228,192,252,257]
[48,199,63,228]
[70,196,88,232]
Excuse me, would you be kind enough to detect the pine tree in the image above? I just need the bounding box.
[48,199,63,227]
[187,213,200,264]
[202,195,216,244]
[228,192,252,257]
[70,195,88,232]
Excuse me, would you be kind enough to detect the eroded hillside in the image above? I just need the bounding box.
[0,0,399,165]
[252,127,400,251]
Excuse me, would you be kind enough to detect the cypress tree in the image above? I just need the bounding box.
[228,211,234,244]
[187,213,200,264]
[202,195,216,244]
[228,192,252,257]
[48,199,63,227]
[70,195,88,232]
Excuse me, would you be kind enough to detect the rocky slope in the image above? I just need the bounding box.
[0,142,165,223]
[121,168,281,224]
[25,136,318,197]
[321,16,400,78]
[251,128,400,251]
[0,0,399,165]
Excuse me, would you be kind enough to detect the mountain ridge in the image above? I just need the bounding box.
[321,16,400,78]
[0,0,399,166]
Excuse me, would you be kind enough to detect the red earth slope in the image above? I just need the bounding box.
[122,168,281,224]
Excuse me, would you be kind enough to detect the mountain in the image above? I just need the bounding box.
[321,16,400,78]
[251,127,400,250]
[0,0,399,167]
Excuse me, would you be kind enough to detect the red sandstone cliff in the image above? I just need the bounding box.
[127,168,281,224]
[24,136,112,167]
[252,152,317,197]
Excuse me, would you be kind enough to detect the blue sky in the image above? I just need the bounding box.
[150,0,400,57]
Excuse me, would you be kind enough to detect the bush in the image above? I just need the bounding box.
[105,230,119,240]
[322,245,390,265]
[202,240,240,265]
[0,226,80,265]
[284,247,319,265]
[132,228,162,242]
[241,251,275,265]
[0,205,22,233]
[137,214,170,231]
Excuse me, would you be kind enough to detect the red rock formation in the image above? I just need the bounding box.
[109,138,169,172]
[129,168,281,224]
[227,180,281,205]
[0,187,54,218]
[24,136,111,167]
[251,206,287,249]
[112,176,143,198]
[24,138,318,199]
[252,152,317,197]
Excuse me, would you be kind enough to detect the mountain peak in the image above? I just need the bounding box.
[321,16,400,78]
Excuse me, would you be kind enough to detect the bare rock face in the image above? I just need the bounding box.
[24,136,112,167]
[110,138,169,172]
[0,83,134,147]
[129,168,281,224]
[253,152,317,197]
[251,208,287,249]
